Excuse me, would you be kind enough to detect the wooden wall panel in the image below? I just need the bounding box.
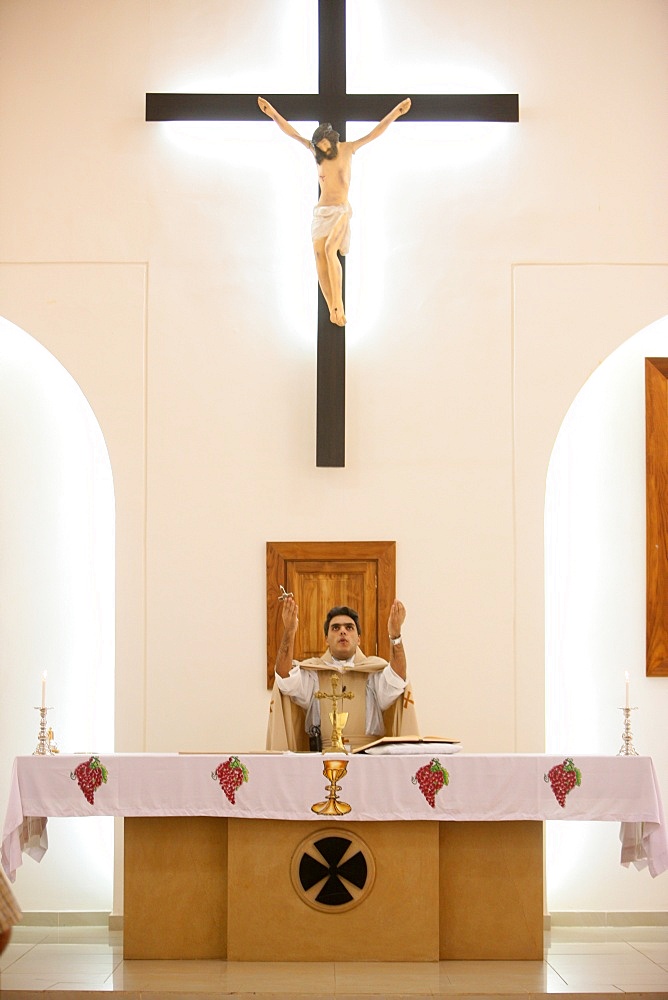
[646,359,668,676]
[288,560,377,660]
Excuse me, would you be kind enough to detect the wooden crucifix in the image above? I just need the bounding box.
[146,0,519,467]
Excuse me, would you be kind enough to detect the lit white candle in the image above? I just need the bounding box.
[625,671,630,709]
[41,671,47,709]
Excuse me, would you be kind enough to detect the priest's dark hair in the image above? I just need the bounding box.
[324,606,361,635]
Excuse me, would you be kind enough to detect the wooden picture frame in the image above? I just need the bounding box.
[646,359,668,676]
[266,541,396,688]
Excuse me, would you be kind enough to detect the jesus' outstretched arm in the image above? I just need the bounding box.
[257,97,312,150]
[349,98,411,152]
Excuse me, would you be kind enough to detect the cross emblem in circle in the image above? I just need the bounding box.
[291,831,375,913]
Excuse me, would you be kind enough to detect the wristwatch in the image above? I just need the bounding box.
[389,635,402,646]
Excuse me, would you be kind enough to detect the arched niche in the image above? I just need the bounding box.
[0,315,115,912]
[544,313,668,914]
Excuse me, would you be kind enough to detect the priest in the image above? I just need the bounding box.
[266,598,419,751]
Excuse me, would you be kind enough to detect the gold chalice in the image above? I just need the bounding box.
[311,757,352,815]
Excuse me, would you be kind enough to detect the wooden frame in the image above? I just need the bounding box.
[645,359,668,676]
[266,541,396,688]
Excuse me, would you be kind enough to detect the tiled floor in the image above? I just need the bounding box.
[1,924,668,997]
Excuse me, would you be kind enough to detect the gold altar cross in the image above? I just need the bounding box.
[316,672,354,752]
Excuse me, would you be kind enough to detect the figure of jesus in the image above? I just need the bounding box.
[258,96,411,326]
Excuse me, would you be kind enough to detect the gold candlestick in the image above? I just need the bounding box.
[315,672,354,753]
[311,757,352,815]
[617,706,639,756]
[33,706,57,755]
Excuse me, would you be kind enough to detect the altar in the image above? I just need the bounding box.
[3,752,667,962]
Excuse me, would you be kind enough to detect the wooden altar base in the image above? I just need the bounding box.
[124,817,543,961]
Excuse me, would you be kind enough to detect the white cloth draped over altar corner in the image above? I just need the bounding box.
[2,752,667,881]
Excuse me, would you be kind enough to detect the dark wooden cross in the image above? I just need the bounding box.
[146,0,518,467]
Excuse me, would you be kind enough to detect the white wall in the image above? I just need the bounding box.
[0,0,667,915]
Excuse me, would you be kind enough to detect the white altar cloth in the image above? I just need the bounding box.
[3,752,667,880]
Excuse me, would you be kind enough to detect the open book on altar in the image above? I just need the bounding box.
[353,735,462,755]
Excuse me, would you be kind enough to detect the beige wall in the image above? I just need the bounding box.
[1,0,667,912]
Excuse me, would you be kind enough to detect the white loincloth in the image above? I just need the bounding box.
[311,203,352,255]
